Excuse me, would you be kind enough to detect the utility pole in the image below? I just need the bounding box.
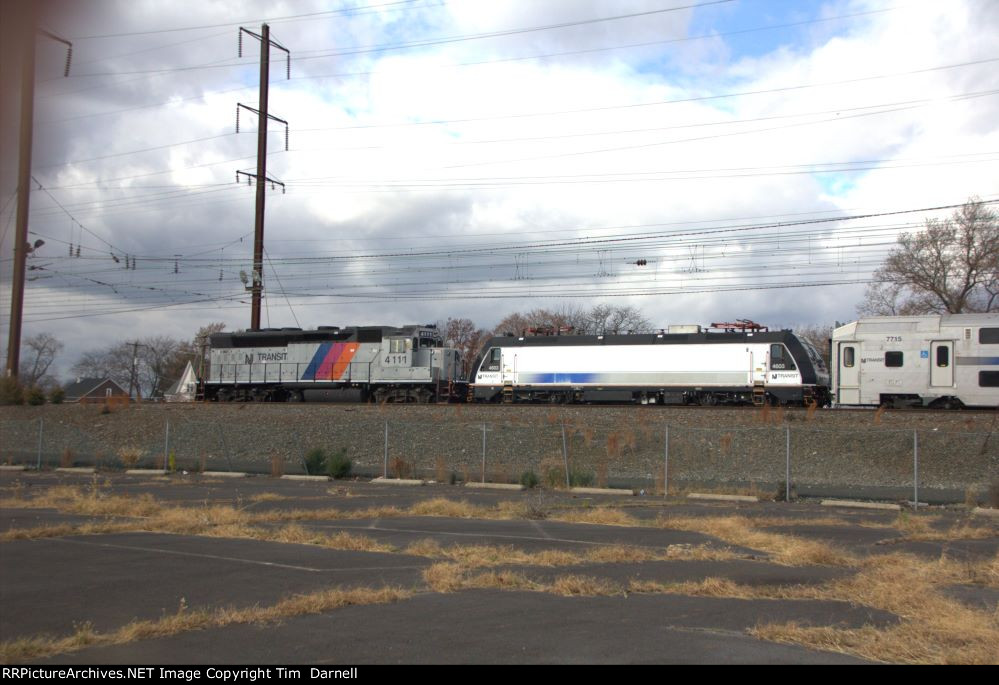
[5,6,71,379]
[236,24,289,331]
[126,341,147,402]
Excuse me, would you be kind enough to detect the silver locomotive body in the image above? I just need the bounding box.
[205,324,464,402]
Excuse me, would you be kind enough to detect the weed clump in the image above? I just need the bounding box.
[568,468,594,488]
[988,479,999,509]
[520,471,539,489]
[304,448,327,476]
[327,450,352,479]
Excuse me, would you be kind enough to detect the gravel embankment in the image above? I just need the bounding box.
[1,403,996,499]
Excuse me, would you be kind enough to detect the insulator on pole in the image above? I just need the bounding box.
[286,54,290,79]
[64,47,73,77]
[284,126,288,151]
[238,31,243,58]
[235,105,240,133]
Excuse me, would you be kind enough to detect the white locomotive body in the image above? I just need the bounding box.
[471,328,830,405]
[831,314,999,408]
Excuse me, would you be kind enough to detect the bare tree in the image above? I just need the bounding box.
[20,333,64,388]
[860,198,999,315]
[70,343,133,390]
[493,304,646,336]
[69,323,225,399]
[585,304,652,334]
[793,324,833,368]
[441,317,490,375]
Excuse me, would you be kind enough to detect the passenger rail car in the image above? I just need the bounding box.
[470,327,830,406]
[832,314,999,408]
[205,325,465,402]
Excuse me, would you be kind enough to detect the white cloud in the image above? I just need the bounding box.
[2,0,997,380]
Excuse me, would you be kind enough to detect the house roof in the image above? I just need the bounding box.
[164,361,198,397]
[63,377,126,398]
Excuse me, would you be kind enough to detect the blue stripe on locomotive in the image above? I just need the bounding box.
[302,343,332,380]
[518,372,599,384]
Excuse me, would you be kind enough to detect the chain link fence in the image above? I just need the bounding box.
[2,413,996,503]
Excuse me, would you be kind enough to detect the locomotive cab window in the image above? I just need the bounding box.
[486,348,502,371]
[389,339,407,354]
[885,351,904,367]
[769,344,796,370]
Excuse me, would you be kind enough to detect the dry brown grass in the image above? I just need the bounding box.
[635,552,999,664]
[248,492,288,503]
[422,563,618,596]
[548,508,637,527]
[266,524,396,553]
[550,574,622,597]
[892,514,997,542]
[0,521,139,542]
[627,577,801,600]
[409,498,483,518]
[403,538,737,569]
[656,514,855,567]
[0,585,412,663]
[0,485,163,519]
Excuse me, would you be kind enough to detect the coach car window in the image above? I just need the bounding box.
[885,351,904,367]
[936,346,949,367]
[980,328,999,344]
[843,346,855,368]
[389,339,406,354]
[980,371,999,387]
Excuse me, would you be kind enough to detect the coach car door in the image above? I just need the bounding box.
[930,341,953,387]
[837,342,860,404]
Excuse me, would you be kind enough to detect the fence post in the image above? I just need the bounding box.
[561,422,570,488]
[663,425,669,498]
[164,419,170,474]
[786,426,791,503]
[481,423,486,483]
[383,421,388,478]
[36,417,43,470]
[913,429,919,511]
[217,423,235,472]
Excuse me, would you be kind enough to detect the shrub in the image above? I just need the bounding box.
[568,468,594,488]
[117,447,143,468]
[327,449,352,479]
[774,480,797,502]
[304,448,327,476]
[26,387,46,405]
[988,479,999,509]
[520,471,539,489]
[48,387,65,404]
[0,377,24,405]
[539,458,565,488]
[390,457,412,480]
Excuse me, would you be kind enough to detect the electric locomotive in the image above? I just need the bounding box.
[469,322,830,406]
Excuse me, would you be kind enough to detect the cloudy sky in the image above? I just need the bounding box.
[2,0,998,379]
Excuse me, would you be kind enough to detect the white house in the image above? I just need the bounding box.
[163,361,199,402]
